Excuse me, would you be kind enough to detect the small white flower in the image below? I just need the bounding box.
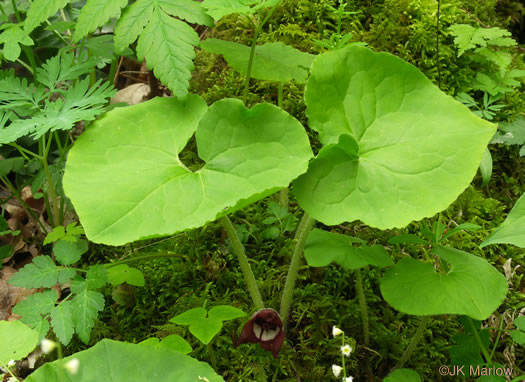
[343,377,354,382]
[40,339,57,354]
[340,344,352,357]
[332,326,343,337]
[64,358,79,374]
[7,359,15,367]
[332,364,343,377]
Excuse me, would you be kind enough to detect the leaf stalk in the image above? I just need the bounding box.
[220,215,264,310]
[279,213,315,329]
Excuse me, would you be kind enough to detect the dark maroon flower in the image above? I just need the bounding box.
[234,308,284,358]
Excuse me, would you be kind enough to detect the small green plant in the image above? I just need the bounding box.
[449,23,525,96]
[261,201,296,240]
[170,305,245,345]
[8,224,106,345]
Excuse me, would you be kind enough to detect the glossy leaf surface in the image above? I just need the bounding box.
[380,246,507,319]
[481,192,525,248]
[304,228,392,269]
[63,96,312,245]
[201,39,314,83]
[294,46,496,229]
[25,339,224,381]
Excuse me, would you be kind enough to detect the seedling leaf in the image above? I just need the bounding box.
[106,264,145,286]
[294,46,496,229]
[380,246,507,319]
[171,305,245,344]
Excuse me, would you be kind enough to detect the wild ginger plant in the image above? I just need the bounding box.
[0,0,520,380]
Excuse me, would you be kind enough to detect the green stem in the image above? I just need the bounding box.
[279,213,316,329]
[396,316,430,369]
[207,342,218,372]
[11,0,38,77]
[489,314,505,360]
[41,135,59,226]
[54,132,65,161]
[104,252,184,268]
[242,17,261,104]
[0,360,18,380]
[16,58,34,74]
[220,216,264,310]
[467,316,492,364]
[355,269,369,346]
[241,1,283,104]
[1,176,48,233]
[276,82,288,209]
[341,333,347,379]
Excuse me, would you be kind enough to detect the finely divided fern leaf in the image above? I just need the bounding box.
[0,75,46,110]
[24,0,70,33]
[36,53,99,92]
[115,0,212,98]
[0,78,115,144]
[74,0,129,42]
[449,24,516,56]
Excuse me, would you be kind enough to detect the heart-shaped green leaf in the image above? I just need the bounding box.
[63,95,312,245]
[0,320,38,365]
[106,264,145,287]
[170,305,245,345]
[304,228,392,269]
[481,192,525,248]
[380,246,507,320]
[201,39,315,83]
[25,339,223,382]
[294,46,496,229]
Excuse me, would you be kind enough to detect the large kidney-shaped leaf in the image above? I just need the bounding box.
[480,192,525,248]
[201,39,315,83]
[25,339,223,382]
[63,95,312,245]
[380,246,507,320]
[304,228,392,269]
[294,46,496,229]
